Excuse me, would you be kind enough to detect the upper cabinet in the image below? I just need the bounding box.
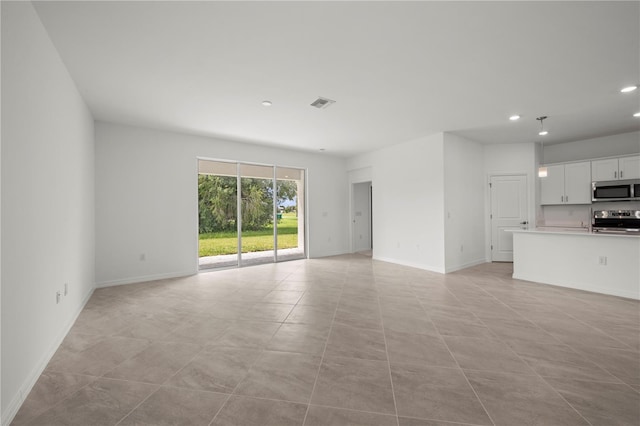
[619,156,640,180]
[591,158,619,181]
[540,161,591,205]
[592,155,640,181]
[540,164,565,205]
[564,162,593,204]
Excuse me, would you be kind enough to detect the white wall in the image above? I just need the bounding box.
[543,131,640,164]
[443,133,485,272]
[483,143,537,260]
[0,3,3,419]
[95,122,348,286]
[348,134,446,272]
[1,2,95,423]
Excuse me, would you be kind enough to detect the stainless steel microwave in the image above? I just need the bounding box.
[592,179,640,202]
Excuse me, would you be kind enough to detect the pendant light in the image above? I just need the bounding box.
[537,116,548,177]
[537,115,548,136]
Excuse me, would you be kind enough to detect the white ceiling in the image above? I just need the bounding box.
[32,1,640,157]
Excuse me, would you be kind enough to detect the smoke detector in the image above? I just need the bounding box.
[310,97,336,109]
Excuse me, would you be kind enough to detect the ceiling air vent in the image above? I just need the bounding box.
[310,97,336,109]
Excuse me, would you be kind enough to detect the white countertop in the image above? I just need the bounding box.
[511,228,640,238]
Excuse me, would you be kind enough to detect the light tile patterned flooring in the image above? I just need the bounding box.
[12,255,640,425]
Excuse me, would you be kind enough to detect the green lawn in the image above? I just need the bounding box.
[199,213,299,257]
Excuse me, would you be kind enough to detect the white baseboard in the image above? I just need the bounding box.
[308,249,350,259]
[2,287,95,426]
[444,258,487,274]
[95,270,195,288]
[513,274,640,301]
[372,255,446,274]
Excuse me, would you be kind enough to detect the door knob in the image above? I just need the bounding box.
[520,221,528,225]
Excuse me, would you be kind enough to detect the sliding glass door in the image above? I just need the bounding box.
[198,160,239,270]
[239,163,275,266]
[276,167,305,262]
[197,159,305,270]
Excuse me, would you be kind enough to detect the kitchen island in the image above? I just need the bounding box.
[511,229,640,300]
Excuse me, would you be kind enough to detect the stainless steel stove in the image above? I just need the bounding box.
[592,210,640,235]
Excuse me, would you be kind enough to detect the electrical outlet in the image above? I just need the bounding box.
[598,256,607,266]
[64,283,68,296]
[56,291,61,304]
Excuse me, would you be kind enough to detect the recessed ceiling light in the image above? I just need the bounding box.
[620,86,637,93]
[509,115,520,121]
[634,112,640,117]
[262,100,272,107]
[539,130,549,136]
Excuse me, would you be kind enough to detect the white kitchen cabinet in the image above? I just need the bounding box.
[564,162,592,203]
[540,161,591,205]
[540,164,565,205]
[592,156,640,181]
[619,155,640,180]
[591,158,619,181]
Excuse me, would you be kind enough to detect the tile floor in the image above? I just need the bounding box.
[12,255,640,426]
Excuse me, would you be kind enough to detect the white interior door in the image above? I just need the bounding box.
[352,181,372,252]
[490,175,528,262]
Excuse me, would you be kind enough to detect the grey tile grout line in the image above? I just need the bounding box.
[206,345,269,426]
[418,288,498,426]
[465,271,636,351]
[13,374,99,425]
[208,263,303,425]
[207,393,234,426]
[113,383,162,426]
[191,268,635,420]
[535,376,596,426]
[375,274,402,426]
[19,260,638,425]
[561,310,635,351]
[521,291,635,351]
[301,273,347,426]
[447,277,596,426]
[399,413,489,426]
[424,266,633,425]
[448,277,571,346]
[122,272,287,426]
[101,341,208,426]
[32,332,158,424]
[457,272,639,389]
[452,278,638,374]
